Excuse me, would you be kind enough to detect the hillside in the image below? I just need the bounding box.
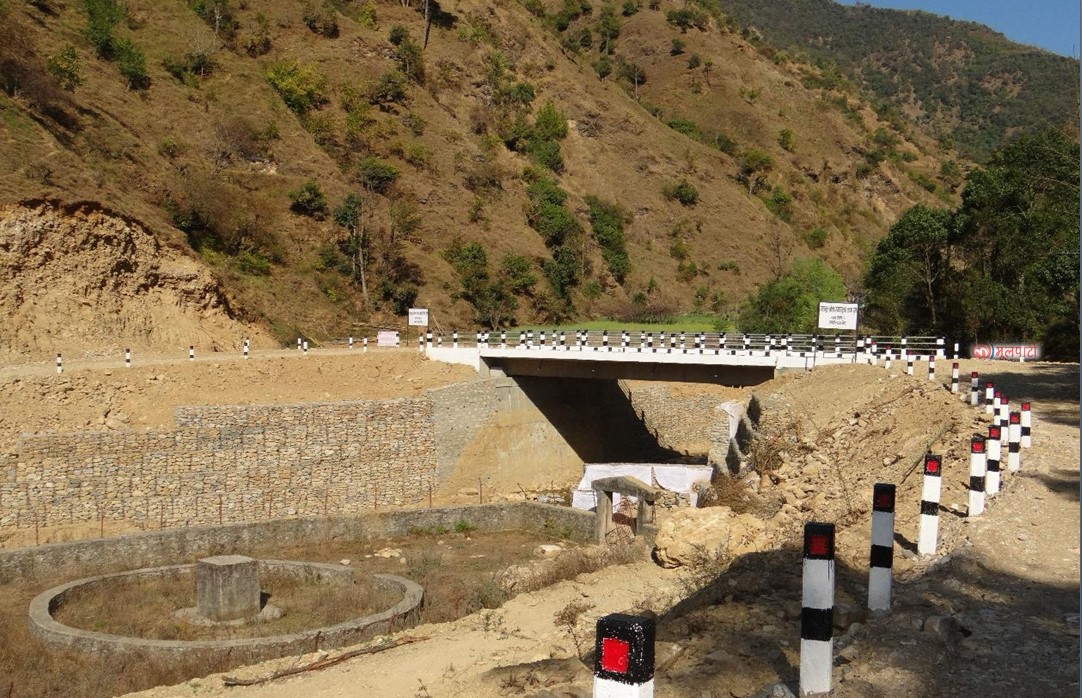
[714,0,1080,162]
[0,0,956,350]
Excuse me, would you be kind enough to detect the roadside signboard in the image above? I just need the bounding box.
[408,308,429,327]
[817,302,859,330]
[376,331,398,347]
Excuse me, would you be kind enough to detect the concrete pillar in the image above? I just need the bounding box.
[196,555,261,622]
[595,491,614,544]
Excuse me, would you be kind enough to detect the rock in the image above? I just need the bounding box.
[653,507,768,568]
[923,615,964,646]
[339,559,351,566]
[535,544,562,558]
[833,603,867,631]
[373,547,401,558]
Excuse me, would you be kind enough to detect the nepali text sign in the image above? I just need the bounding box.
[817,302,858,330]
[376,331,399,347]
[407,308,429,327]
[970,343,1041,361]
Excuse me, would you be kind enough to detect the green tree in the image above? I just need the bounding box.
[585,195,631,283]
[739,258,846,333]
[333,193,370,305]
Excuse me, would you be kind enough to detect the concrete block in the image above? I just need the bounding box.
[196,555,260,621]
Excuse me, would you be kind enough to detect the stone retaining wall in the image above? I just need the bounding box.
[1,398,436,531]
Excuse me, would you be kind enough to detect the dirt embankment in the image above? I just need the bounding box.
[0,200,273,363]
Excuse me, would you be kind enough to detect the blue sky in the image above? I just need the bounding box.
[835,0,1080,57]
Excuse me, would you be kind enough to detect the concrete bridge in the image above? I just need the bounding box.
[422,331,947,386]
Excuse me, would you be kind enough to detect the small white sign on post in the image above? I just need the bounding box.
[408,308,429,327]
[376,331,399,347]
[818,302,859,331]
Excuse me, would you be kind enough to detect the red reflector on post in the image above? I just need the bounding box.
[926,457,940,474]
[874,492,893,509]
[1010,412,1020,424]
[600,637,630,674]
[971,439,985,453]
[1022,402,1030,410]
[989,426,1001,438]
[808,534,830,557]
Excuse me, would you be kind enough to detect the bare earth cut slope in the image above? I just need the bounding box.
[0,200,273,362]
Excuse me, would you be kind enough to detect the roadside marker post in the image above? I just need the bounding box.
[968,435,987,517]
[55,353,62,374]
[986,425,1002,496]
[992,390,1001,419]
[950,363,959,393]
[918,454,942,557]
[453,331,459,349]
[603,330,610,352]
[297,337,302,351]
[593,614,655,698]
[868,484,896,612]
[906,354,914,376]
[985,382,995,414]
[363,337,368,352]
[1021,403,1032,448]
[125,349,132,368]
[243,339,250,359]
[540,330,547,348]
[188,346,195,361]
[928,354,937,380]
[800,522,836,697]
[303,340,308,356]
[349,336,354,350]
[1008,412,1022,473]
[884,348,892,371]
[970,372,979,406]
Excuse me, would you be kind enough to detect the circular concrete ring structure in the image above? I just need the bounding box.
[29,560,423,663]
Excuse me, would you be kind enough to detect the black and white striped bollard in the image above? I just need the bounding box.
[968,434,986,517]
[669,334,676,354]
[1021,402,1032,448]
[302,340,308,356]
[992,389,1002,419]
[985,381,995,414]
[1008,411,1022,473]
[602,330,610,352]
[453,331,459,349]
[123,348,132,368]
[928,354,937,380]
[243,339,250,359]
[527,330,533,348]
[638,331,645,353]
[801,522,836,696]
[363,337,368,352]
[55,352,62,374]
[742,334,750,355]
[560,331,567,350]
[884,348,892,371]
[986,425,1002,496]
[418,335,424,352]
[349,335,354,350]
[970,372,979,405]
[918,453,942,556]
[868,483,896,612]
[906,353,914,376]
[680,331,686,353]
[426,331,433,348]
[593,613,655,698]
[297,337,302,351]
[953,341,960,360]
[501,331,507,349]
[870,339,878,365]
[648,333,655,353]
[950,362,959,393]
[188,346,195,362]
[622,331,629,352]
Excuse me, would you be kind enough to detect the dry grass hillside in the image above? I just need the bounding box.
[0,0,956,349]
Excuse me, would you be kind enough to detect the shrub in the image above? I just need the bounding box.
[302,0,339,37]
[367,71,408,106]
[243,13,272,56]
[267,58,328,114]
[711,131,737,155]
[738,149,774,193]
[592,55,612,79]
[188,0,239,41]
[84,0,125,57]
[395,39,425,84]
[585,195,631,283]
[665,7,707,32]
[112,38,148,89]
[45,45,84,91]
[908,171,936,192]
[388,24,409,46]
[803,227,828,249]
[353,1,378,29]
[686,53,700,69]
[234,250,271,275]
[666,117,701,139]
[663,179,699,206]
[765,187,793,221]
[621,0,638,16]
[529,139,564,172]
[778,128,795,152]
[288,180,328,217]
[356,157,400,193]
[670,38,685,55]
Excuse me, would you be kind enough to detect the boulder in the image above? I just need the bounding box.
[653,506,768,569]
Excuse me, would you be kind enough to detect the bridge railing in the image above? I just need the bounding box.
[417,330,948,359]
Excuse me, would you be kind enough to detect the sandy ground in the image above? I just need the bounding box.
[116,358,1079,698]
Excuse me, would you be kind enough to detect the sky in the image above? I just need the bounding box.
[834,0,1080,57]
